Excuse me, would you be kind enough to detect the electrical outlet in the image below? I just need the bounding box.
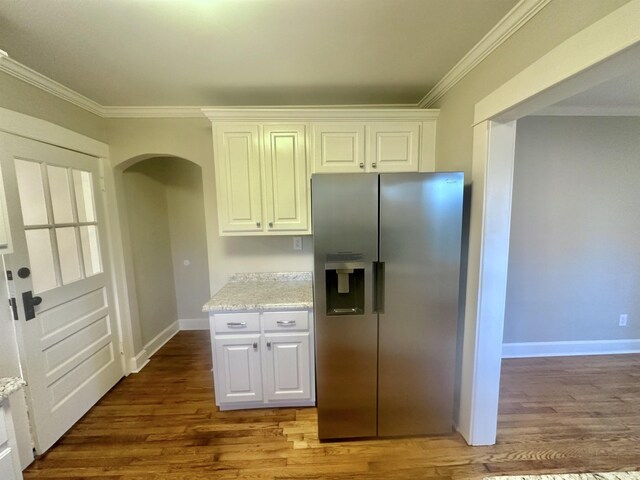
[619,314,628,327]
[293,237,303,251]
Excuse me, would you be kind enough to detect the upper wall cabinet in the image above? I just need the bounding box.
[204,109,439,236]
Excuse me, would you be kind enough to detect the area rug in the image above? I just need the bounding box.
[485,473,640,480]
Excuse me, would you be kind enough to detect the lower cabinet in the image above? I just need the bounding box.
[210,310,315,410]
[0,402,22,480]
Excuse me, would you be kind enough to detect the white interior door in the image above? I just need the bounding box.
[0,133,123,453]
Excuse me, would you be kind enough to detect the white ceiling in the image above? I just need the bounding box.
[0,0,519,107]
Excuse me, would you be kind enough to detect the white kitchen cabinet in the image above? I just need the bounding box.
[263,333,311,402]
[212,123,309,236]
[214,335,263,404]
[214,125,263,233]
[0,402,22,480]
[209,310,315,410]
[312,123,366,173]
[369,122,421,173]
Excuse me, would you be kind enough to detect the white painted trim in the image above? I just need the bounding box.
[0,57,103,116]
[459,120,516,446]
[418,0,551,108]
[203,108,439,121]
[128,350,149,374]
[0,107,108,158]
[503,339,640,358]
[101,106,207,118]
[144,321,180,359]
[474,0,640,123]
[179,318,209,330]
[531,105,640,117]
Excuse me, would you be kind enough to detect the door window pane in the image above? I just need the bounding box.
[15,159,49,226]
[55,227,82,284]
[48,166,74,224]
[79,225,102,276]
[73,170,96,222]
[25,229,57,293]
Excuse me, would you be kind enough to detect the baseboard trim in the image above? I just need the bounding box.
[144,321,180,359]
[128,350,149,373]
[502,339,640,358]
[179,318,209,330]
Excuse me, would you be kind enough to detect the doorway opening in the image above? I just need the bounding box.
[122,156,210,360]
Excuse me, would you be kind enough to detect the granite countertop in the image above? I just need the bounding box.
[0,377,26,401]
[203,272,313,313]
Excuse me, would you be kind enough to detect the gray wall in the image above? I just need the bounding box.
[123,160,179,345]
[504,116,640,343]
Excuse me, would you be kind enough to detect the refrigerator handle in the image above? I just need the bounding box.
[373,261,385,314]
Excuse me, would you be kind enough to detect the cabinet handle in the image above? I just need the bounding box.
[256,222,261,228]
[253,342,258,350]
[372,162,377,169]
[227,322,247,327]
[359,162,365,169]
[277,320,296,326]
[268,221,273,228]
[266,341,272,349]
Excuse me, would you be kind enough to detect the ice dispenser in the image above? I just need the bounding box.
[324,259,365,315]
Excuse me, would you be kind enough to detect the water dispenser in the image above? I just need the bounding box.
[324,258,365,315]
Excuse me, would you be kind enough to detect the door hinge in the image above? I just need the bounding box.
[6,270,18,320]
[99,176,106,192]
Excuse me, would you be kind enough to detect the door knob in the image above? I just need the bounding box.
[266,341,272,349]
[372,162,377,169]
[256,222,261,228]
[268,222,273,228]
[22,290,42,321]
[359,162,365,169]
[18,267,31,279]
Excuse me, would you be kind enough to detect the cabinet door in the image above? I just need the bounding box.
[214,335,263,404]
[262,125,309,232]
[312,123,366,173]
[263,333,311,402]
[214,125,263,233]
[369,122,420,173]
[0,448,18,480]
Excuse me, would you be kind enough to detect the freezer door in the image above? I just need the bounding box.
[378,172,463,436]
[312,173,379,439]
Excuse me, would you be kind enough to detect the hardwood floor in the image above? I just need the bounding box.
[24,331,640,479]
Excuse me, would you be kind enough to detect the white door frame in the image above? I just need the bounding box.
[460,0,640,445]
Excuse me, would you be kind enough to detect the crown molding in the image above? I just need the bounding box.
[202,107,439,122]
[417,0,552,108]
[100,106,206,118]
[531,105,640,117]
[0,56,104,116]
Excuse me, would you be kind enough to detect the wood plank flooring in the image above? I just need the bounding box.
[23,331,640,479]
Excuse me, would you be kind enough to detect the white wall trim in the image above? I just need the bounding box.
[144,321,180,359]
[531,105,640,117]
[0,57,103,116]
[179,318,209,330]
[474,0,640,123]
[0,106,109,158]
[128,350,149,374]
[202,108,439,121]
[503,339,640,358]
[417,0,552,108]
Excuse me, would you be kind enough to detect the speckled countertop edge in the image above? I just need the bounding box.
[0,377,26,401]
[203,272,313,313]
[484,473,640,480]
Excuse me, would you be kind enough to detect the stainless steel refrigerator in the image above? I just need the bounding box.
[312,172,464,439]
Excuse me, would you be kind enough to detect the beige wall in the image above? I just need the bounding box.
[123,160,178,345]
[504,116,640,343]
[433,0,631,179]
[106,118,313,300]
[0,71,106,142]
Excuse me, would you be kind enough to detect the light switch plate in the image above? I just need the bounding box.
[293,237,303,251]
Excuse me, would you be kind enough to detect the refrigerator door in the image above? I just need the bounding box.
[378,172,463,436]
[312,173,379,439]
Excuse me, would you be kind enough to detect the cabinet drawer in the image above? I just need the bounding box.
[263,311,309,332]
[0,408,7,446]
[213,313,260,334]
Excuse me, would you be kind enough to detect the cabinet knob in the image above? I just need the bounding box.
[372,162,377,169]
[266,341,272,349]
[359,162,365,169]
[268,222,273,228]
[253,342,258,350]
[256,222,261,228]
